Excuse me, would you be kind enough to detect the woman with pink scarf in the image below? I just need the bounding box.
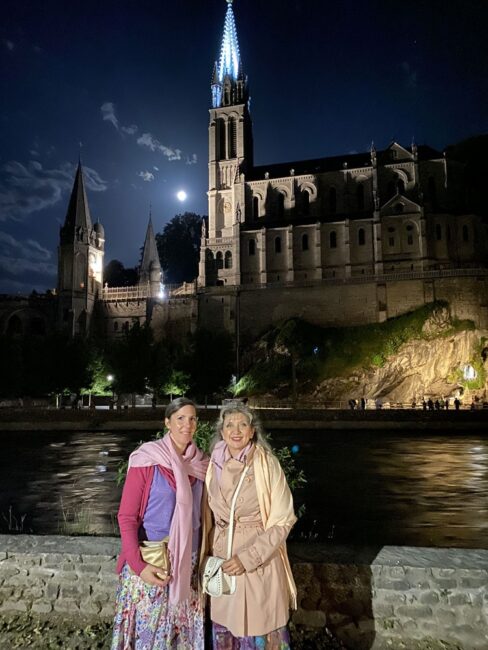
[204,402,297,649]
[111,397,209,649]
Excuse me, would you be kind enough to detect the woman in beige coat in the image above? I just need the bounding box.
[204,402,297,649]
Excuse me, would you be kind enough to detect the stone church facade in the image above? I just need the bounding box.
[1,0,487,343]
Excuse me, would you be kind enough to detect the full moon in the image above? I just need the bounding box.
[177,190,187,202]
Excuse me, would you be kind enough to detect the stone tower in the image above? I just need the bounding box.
[57,162,105,335]
[199,0,253,287]
[139,216,162,298]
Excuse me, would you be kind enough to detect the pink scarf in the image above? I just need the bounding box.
[211,440,254,482]
[128,433,209,604]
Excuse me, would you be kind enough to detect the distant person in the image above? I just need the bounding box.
[439,398,445,409]
[427,399,434,411]
[445,398,450,410]
[111,397,209,649]
[348,399,356,410]
[470,399,476,411]
[434,400,441,410]
[411,399,416,409]
[422,399,427,411]
[454,398,461,410]
[204,401,297,649]
[360,397,366,410]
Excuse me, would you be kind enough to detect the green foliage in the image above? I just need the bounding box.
[235,302,468,397]
[190,328,234,398]
[106,321,153,396]
[163,369,191,399]
[193,421,214,454]
[456,337,487,390]
[273,446,307,492]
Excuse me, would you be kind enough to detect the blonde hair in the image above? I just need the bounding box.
[210,401,272,452]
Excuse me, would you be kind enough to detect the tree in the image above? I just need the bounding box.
[107,322,153,404]
[156,213,206,284]
[104,259,138,287]
[190,328,234,399]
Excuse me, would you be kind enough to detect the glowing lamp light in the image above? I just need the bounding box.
[177,190,187,202]
[291,445,300,454]
[107,374,114,382]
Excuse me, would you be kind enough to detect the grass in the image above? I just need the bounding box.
[234,302,478,397]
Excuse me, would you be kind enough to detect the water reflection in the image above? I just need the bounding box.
[1,430,487,548]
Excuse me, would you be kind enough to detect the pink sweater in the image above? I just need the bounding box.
[116,465,155,576]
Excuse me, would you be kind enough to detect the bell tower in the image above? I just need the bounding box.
[57,161,105,335]
[200,0,253,286]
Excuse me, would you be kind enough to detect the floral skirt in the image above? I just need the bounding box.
[111,555,204,650]
[212,622,291,650]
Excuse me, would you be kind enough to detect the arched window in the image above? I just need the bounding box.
[329,187,337,213]
[356,184,364,211]
[388,226,395,247]
[114,321,119,332]
[462,224,469,242]
[206,251,215,270]
[216,251,224,269]
[302,233,309,251]
[435,224,442,241]
[217,118,226,160]
[228,118,237,158]
[6,315,23,336]
[358,228,365,246]
[406,224,414,246]
[277,192,285,218]
[397,179,405,195]
[302,190,310,216]
[329,230,337,249]
[224,251,233,269]
[275,237,282,253]
[253,196,259,220]
[248,239,256,256]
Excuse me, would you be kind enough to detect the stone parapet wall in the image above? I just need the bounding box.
[0,536,487,649]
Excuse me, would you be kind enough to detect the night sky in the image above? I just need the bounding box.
[1,0,487,294]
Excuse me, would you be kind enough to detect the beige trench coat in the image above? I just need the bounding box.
[202,444,297,638]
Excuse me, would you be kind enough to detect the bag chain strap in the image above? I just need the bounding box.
[226,465,250,560]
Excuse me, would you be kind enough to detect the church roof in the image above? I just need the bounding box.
[140,218,161,272]
[217,0,242,84]
[248,145,443,181]
[63,162,93,231]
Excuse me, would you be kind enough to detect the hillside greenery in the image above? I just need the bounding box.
[234,302,476,397]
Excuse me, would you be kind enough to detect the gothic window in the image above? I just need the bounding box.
[329,187,337,213]
[225,251,233,269]
[358,228,365,246]
[302,233,309,251]
[406,224,414,246]
[462,224,469,242]
[253,196,259,220]
[388,226,395,247]
[329,230,337,249]
[206,251,215,270]
[302,190,310,216]
[397,179,405,195]
[217,118,226,160]
[277,192,285,218]
[356,183,364,211]
[275,237,282,253]
[249,239,256,256]
[228,118,237,158]
[435,224,442,241]
[216,251,224,269]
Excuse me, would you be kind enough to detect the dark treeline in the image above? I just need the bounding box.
[0,324,234,403]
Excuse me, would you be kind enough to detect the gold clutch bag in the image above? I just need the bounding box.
[139,537,170,579]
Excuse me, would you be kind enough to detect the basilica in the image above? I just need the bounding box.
[1,0,487,341]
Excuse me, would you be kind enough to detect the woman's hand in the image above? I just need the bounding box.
[140,564,171,587]
[222,555,245,576]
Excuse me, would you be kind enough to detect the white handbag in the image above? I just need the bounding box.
[202,465,250,597]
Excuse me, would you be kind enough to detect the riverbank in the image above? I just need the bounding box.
[1,406,488,431]
[0,535,485,649]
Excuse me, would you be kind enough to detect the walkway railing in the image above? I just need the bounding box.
[101,281,196,302]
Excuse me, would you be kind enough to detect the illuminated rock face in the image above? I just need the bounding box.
[315,325,487,403]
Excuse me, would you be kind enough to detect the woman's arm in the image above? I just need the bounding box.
[117,467,149,576]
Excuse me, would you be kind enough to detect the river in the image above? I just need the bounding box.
[2,429,487,548]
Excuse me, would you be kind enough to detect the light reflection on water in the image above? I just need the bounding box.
[1,429,488,548]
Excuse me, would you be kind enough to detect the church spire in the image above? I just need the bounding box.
[139,216,162,297]
[63,162,93,232]
[212,0,248,108]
